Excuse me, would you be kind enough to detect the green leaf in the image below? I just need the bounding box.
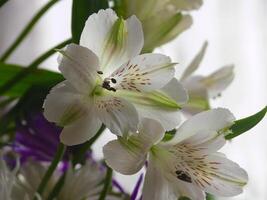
[0,0,8,8]
[225,106,267,140]
[206,193,215,200]
[179,197,191,200]
[0,62,63,98]
[71,0,109,44]
[162,129,176,142]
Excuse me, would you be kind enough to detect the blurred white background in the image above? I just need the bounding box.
[0,0,266,199]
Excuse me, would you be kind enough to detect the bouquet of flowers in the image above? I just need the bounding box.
[0,0,266,200]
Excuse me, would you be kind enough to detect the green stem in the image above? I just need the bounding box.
[33,143,66,200]
[98,166,113,200]
[0,0,59,62]
[0,38,71,95]
[47,173,66,200]
[72,124,105,166]
[0,0,8,8]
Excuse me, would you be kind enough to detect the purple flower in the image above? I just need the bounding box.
[14,113,68,162]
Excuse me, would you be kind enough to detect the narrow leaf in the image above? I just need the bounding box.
[0,0,8,8]
[0,62,63,97]
[71,0,109,44]
[226,106,267,140]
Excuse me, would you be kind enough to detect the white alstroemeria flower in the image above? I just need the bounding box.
[58,161,105,200]
[16,160,123,200]
[43,9,188,145]
[15,161,56,200]
[0,153,17,200]
[180,42,235,115]
[120,0,202,51]
[103,109,248,200]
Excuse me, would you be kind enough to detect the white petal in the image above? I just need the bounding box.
[156,14,193,48]
[80,9,144,76]
[168,108,235,144]
[136,106,182,131]
[182,75,210,115]
[110,53,175,92]
[142,11,192,51]
[160,78,188,105]
[95,96,139,136]
[58,43,99,92]
[131,79,187,130]
[201,65,235,98]
[143,160,177,200]
[103,139,146,175]
[171,0,203,11]
[183,130,226,153]
[43,81,89,126]
[138,118,165,146]
[181,41,208,80]
[60,111,102,146]
[173,180,205,200]
[202,153,248,197]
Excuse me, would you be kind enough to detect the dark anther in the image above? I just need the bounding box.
[102,80,116,92]
[175,170,192,183]
[97,71,103,74]
[111,78,117,83]
[110,88,116,92]
[102,80,111,89]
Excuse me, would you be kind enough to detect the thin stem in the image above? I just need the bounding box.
[98,166,113,200]
[0,38,71,95]
[0,0,59,61]
[33,143,66,200]
[72,124,106,166]
[47,173,66,200]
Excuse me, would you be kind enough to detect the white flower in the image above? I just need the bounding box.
[43,9,188,145]
[120,0,202,51]
[0,153,17,200]
[103,109,248,200]
[15,160,123,200]
[58,161,105,200]
[180,42,235,115]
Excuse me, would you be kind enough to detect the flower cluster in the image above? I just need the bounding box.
[41,8,247,200]
[0,1,266,200]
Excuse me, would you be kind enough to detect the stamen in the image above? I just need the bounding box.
[97,71,103,74]
[111,78,117,83]
[175,170,192,183]
[102,79,116,92]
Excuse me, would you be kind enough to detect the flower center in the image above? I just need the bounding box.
[97,71,117,92]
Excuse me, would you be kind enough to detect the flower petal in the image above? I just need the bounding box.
[43,81,89,126]
[103,139,146,175]
[57,43,99,93]
[201,65,235,98]
[200,152,248,197]
[126,79,187,130]
[110,53,175,92]
[60,111,102,146]
[181,75,210,115]
[168,108,235,144]
[181,41,208,80]
[173,180,205,200]
[143,12,192,51]
[95,96,139,136]
[138,118,165,146]
[171,0,203,11]
[139,107,183,131]
[160,78,188,105]
[80,9,144,77]
[143,160,177,200]
[183,130,226,153]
